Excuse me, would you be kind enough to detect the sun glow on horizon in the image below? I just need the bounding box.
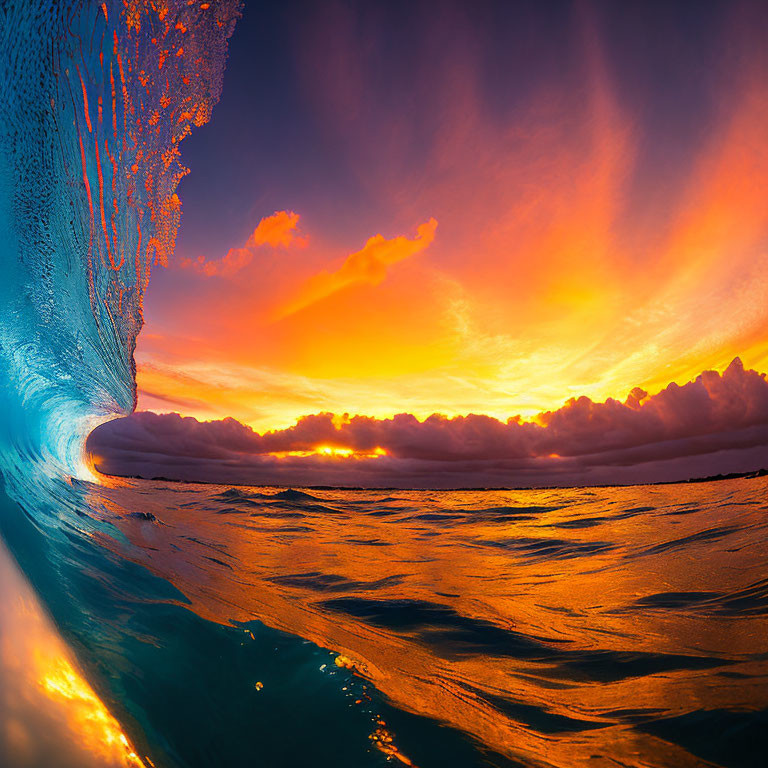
[134,351,768,437]
[267,445,388,459]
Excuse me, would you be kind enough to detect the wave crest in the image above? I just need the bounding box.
[0,1,240,480]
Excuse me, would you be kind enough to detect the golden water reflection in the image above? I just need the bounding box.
[92,477,768,768]
[0,536,147,768]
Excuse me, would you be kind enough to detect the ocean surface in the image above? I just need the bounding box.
[2,475,766,768]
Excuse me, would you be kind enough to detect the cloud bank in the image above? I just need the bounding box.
[89,359,768,488]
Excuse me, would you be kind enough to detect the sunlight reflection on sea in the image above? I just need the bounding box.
[80,475,768,768]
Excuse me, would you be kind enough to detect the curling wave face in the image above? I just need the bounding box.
[0,2,240,766]
[0,0,239,482]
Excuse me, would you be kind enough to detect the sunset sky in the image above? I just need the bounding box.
[120,0,768,482]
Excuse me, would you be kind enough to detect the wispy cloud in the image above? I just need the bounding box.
[275,218,438,318]
[142,5,768,429]
[180,210,307,277]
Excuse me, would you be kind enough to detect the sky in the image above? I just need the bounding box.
[105,0,768,486]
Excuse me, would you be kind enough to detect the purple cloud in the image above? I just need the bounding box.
[88,359,768,488]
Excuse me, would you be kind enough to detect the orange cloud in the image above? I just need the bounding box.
[180,210,306,276]
[276,218,438,318]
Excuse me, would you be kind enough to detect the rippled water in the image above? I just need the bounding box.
[28,473,758,768]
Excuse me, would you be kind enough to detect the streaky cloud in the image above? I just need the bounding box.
[275,218,438,318]
[180,210,306,276]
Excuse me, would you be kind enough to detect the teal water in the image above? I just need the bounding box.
[0,476,521,768]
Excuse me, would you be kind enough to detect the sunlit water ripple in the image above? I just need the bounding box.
[5,474,761,768]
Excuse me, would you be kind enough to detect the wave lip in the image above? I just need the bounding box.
[0,3,241,766]
[0,1,240,481]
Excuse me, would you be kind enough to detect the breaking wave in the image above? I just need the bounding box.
[0,0,239,483]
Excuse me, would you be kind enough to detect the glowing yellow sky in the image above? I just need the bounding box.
[136,18,768,433]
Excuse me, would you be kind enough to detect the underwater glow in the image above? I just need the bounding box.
[38,659,145,768]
